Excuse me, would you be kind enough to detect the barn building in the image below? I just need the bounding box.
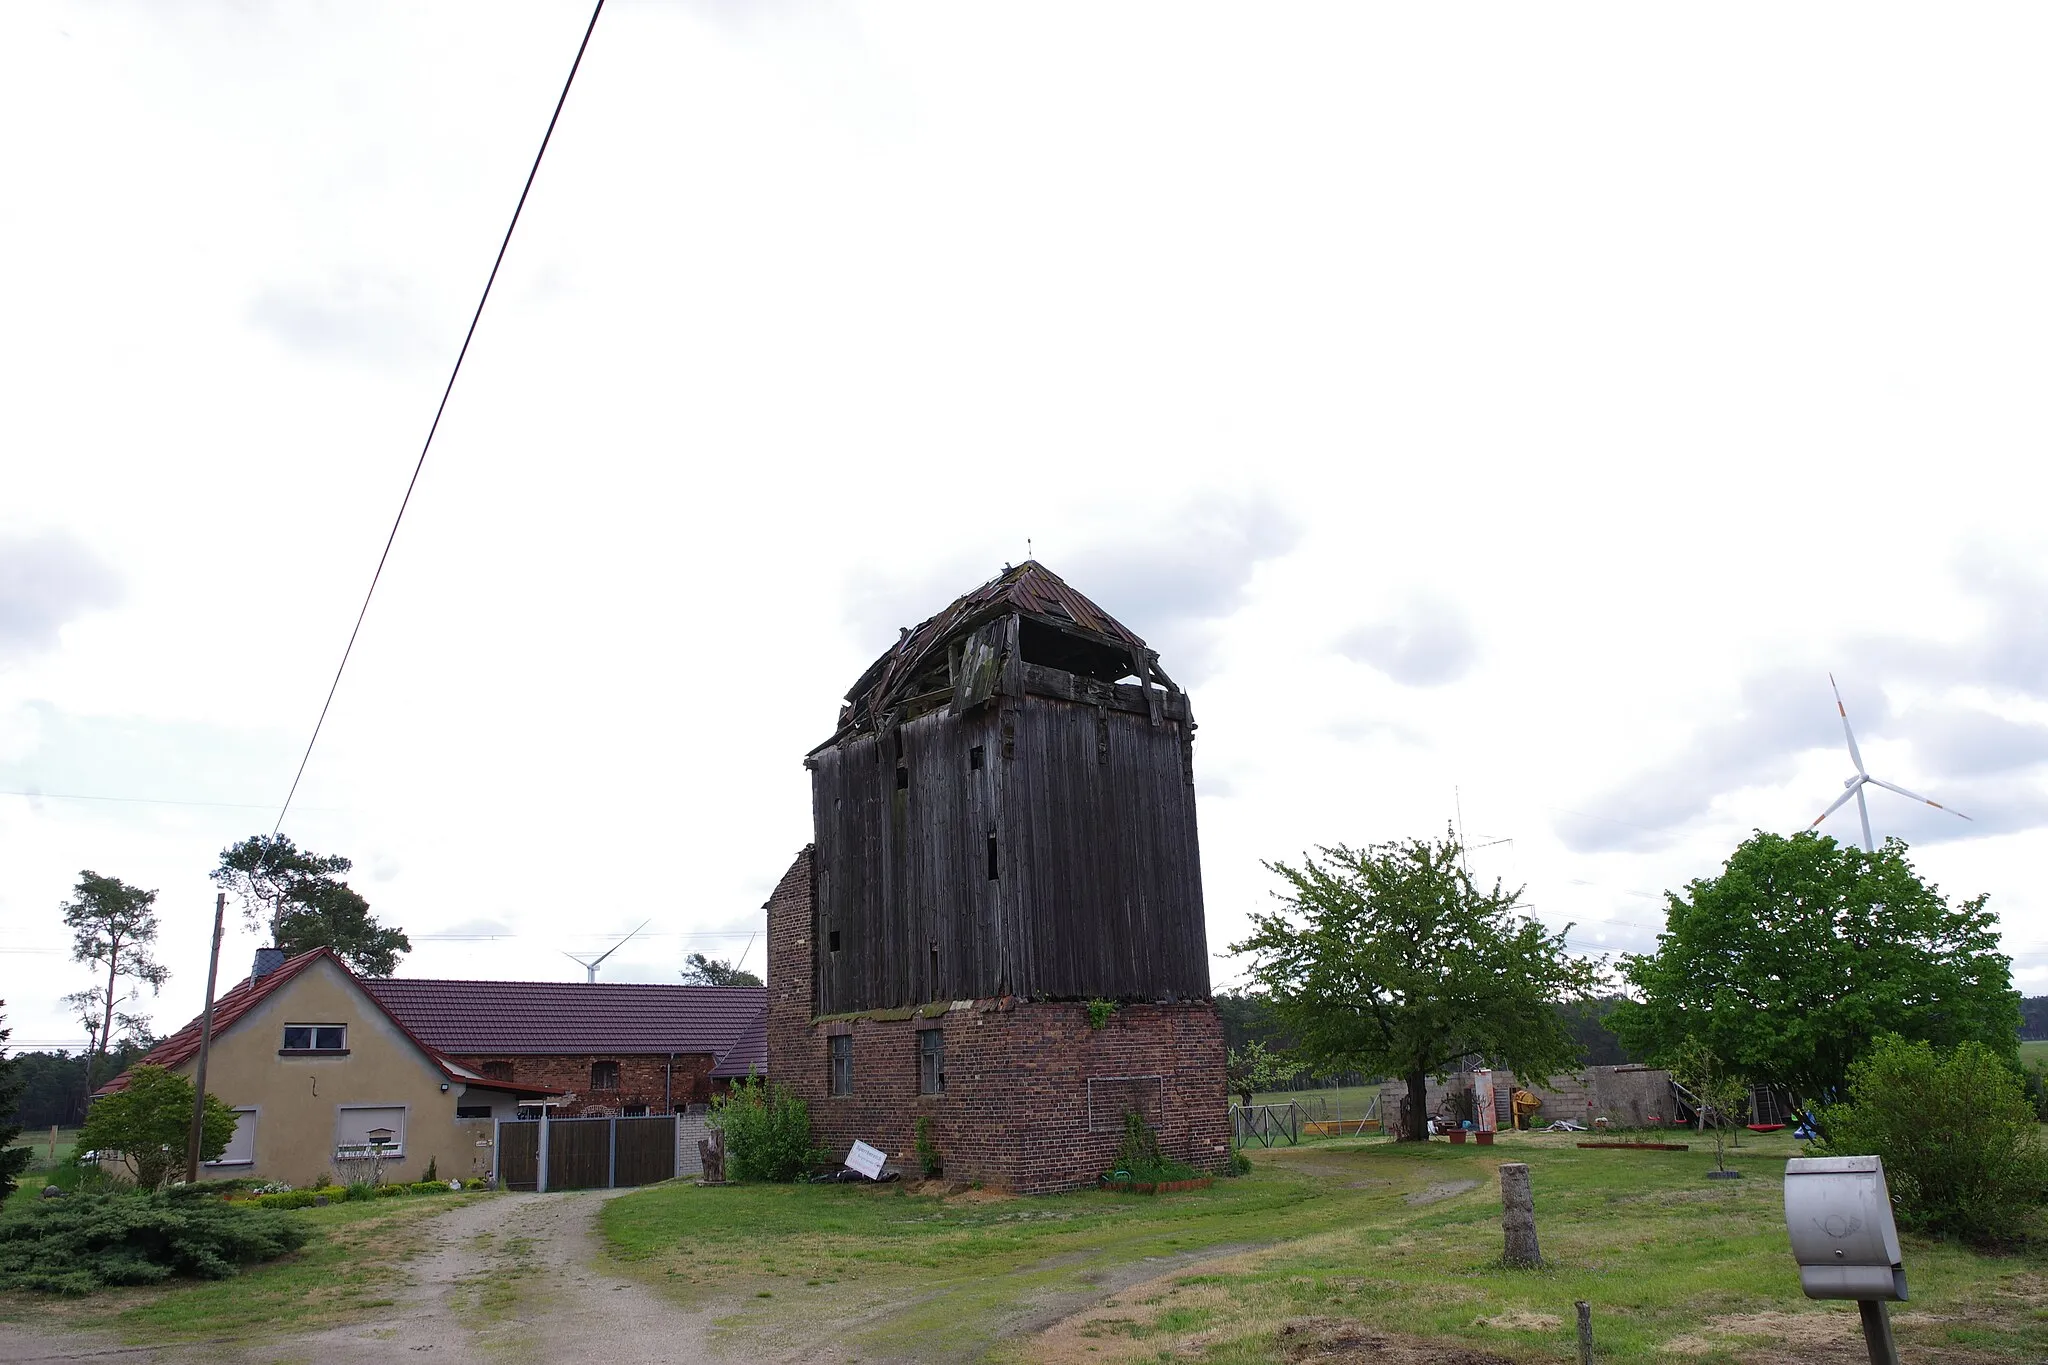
[765,561,1229,1192]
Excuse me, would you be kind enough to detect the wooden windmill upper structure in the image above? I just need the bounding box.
[804,561,1211,1014]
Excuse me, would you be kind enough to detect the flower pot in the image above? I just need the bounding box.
[1447,1131,1467,1144]
[1475,1132,1494,1146]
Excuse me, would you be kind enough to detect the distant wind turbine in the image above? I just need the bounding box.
[1809,675,1970,853]
[563,919,651,983]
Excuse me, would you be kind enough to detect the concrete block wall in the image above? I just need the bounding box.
[1379,1063,1676,1129]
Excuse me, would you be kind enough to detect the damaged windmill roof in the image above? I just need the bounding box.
[828,560,1179,744]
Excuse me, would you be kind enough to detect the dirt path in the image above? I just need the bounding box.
[0,1190,720,1365]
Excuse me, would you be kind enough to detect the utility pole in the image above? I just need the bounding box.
[185,893,226,1183]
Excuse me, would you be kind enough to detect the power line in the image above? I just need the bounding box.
[2,789,340,813]
[271,0,607,836]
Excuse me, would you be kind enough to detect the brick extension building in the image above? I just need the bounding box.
[766,562,1229,1192]
[362,978,765,1116]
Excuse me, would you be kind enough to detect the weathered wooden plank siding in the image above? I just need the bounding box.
[813,688,1208,1014]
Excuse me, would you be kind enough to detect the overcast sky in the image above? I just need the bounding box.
[5,2,2046,1050]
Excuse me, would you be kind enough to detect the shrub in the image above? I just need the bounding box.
[1814,1034,2048,1243]
[1227,1149,1253,1177]
[373,1183,407,1198]
[1106,1110,1199,1184]
[710,1077,812,1182]
[0,1191,312,1294]
[423,1157,437,1183]
[408,1181,457,1195]
[1086,999,1118,1030]
[255,1190,322,1210]
[914,1117,942,1178]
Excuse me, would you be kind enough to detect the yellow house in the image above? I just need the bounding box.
[98,947,551,1187]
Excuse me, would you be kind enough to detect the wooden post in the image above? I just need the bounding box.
[184,893,227,1184]
[1857,1300,1900,1365]
[1575,1300,1593,1364]
[1499,1162,1540,1266]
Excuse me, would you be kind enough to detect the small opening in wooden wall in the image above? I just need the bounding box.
[829,930,841,952]
[969,745,985,771]
[986,834,1000,881]
[896,765,910,790]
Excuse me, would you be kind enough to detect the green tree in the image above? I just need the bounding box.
[1233,835,1604,1142]
[1669,1037,1747,1172]
[680,953,762,988]
[212,835,410,977]
[0,1005,33,1202]
[75,1065,236,1191]
[1225,1040,1290,1107]
[1611,832,2018,1104]
[61,872,169,1108]
[1813,1035,2048,1244]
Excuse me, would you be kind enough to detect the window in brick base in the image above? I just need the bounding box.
[591,1060,621,1091]
[918,1030,945,1095]
[1087,1075,1163,1133]
[829,1035,853,1096]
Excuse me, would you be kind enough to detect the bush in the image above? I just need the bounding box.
[0,1191,312,1294]
[710,1077,812,1182]
[254,1191,309,1210]
[1107,1110,1199,1184]
[409,1181,457,1195]
[914,1117,942,1178]
[74,1067,237,1191]
[1227,1149,1253,1177]
[1814,1034,2048,1243]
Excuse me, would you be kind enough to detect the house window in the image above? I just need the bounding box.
[591,1061,621,1091]
[281,1024,346,1054]
[205,1108,258,1166]
[335,1105,406,1159]
[829,1035,853,1096]
[455,1104,492,1120]
[918,1030,944,1095]
[480,1061,515,1082]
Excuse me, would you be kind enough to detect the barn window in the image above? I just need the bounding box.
[480,1061,515,1082]
[829,1035,853,1096]
[986,833,1000,881]
[918,1030,945,1095]
[896,765,910,790]
[591,1061,621,1091]
[829,929,841,953]
[969,746,985,771]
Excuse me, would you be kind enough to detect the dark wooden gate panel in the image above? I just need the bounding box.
[613,1116,677,1187]
[548,1117,611,1190]
[499,1120,539,1191]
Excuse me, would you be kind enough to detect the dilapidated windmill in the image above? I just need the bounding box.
[1810,675,1971,852]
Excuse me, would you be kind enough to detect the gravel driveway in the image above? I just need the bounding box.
[0,1189,719,1364]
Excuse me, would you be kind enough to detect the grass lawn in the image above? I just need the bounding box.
[5,1127,78,1178]
[601,1131,2048,1363]
[0,1193,478,1343]
[2018,1040,2048,1069]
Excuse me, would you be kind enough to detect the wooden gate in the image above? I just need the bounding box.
[493,1114,678,1192]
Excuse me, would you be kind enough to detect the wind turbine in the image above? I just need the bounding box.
[563,919,651,983]
[1809,675,1970,852]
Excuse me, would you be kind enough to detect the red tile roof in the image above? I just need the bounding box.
[709,1008,767,1079]
[361,978,765,1058]
[97,947,556,1098]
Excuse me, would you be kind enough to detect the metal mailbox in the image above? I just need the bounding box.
[1784,1155,1907,1302]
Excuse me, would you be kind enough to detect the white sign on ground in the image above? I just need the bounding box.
[845,1140,887,1180]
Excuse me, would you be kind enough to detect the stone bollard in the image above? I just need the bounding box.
[1499,1162,1540,1267]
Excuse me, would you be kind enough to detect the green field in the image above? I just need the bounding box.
[2018,1040,2048,1069]
[601,1130,2048,1363]
[4,1128,78,1180]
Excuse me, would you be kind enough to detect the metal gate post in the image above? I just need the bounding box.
[671,1112,679,1179]
[608,1116,618,1189]
[538,1109,551,1194]
[492,1115,501,1185]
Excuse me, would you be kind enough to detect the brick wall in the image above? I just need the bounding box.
[447,1052,716,1116]
[764,845,1228,1193]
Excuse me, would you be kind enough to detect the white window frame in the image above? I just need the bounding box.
[204,1106,259,1167]
[334,1103,408,1160]
[282,1023,348,1052]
